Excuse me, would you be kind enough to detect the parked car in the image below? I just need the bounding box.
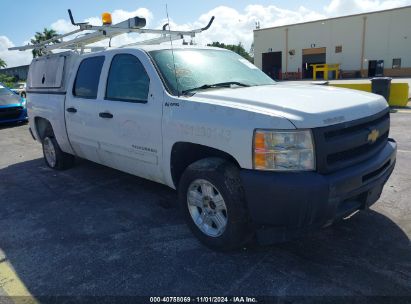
[11,83,27,98]
[26,46,396,251]
[0,82,28,124]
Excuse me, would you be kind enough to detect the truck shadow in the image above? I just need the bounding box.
[0,157,410,297]
[0,121,28,130]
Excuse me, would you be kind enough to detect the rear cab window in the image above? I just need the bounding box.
[73,56,105,99]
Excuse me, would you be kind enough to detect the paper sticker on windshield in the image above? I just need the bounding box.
[0,85,4,89]
[239,58,258,69]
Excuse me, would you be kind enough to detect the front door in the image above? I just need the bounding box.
[94,51,164,183]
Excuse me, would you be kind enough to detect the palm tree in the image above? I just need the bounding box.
[30,28,60,58]
[0,58,6,69]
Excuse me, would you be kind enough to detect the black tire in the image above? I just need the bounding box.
[178,157,253,251]
[42,135,75,170]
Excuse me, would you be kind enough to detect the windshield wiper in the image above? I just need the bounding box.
[181,82,250,95]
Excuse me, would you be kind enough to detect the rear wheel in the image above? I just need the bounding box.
[179,158,252,251]
[42,136,74,170]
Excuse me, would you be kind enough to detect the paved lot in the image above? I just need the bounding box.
[0,114,410,301]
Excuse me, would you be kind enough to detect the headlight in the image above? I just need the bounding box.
[253,129,315,171]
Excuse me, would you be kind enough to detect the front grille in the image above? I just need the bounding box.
[327,131,388,164]
[313,109,390,174]
[0,106,23,120]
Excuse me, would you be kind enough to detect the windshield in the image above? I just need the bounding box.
[0,85,21,106]
[149,49,275,95]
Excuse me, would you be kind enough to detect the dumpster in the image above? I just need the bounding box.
[371,77,392,102]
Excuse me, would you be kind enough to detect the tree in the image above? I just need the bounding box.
[0,58,6,69]
[30,28,60,58]
[207,42,254,63]
[0,74,17,88]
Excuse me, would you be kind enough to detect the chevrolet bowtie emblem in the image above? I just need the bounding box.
[368,129,380,144]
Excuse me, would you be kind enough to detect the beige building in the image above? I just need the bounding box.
[254,6,411,80]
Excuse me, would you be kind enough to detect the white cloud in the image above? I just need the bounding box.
[185,5,326,51]
[2,1,410,68]
[324,0,411,15]
[0,36,32,68]
[111,8,153,25]
[50,19,77,34]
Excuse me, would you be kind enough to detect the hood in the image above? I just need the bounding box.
[191,84,388,128]
[0,86,21,106]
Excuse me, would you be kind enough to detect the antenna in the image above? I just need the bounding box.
[166,4,180,97]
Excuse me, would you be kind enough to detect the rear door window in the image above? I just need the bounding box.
[105,54,150,103]
[73,56,105,99]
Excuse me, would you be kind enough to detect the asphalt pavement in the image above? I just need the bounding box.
[0,114,410,303]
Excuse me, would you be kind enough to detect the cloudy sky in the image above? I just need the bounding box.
[1,0,410,67]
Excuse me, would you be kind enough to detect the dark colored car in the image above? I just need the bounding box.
[0,82,28,124]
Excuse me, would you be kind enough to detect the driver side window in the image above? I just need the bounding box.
[106,54,150,103]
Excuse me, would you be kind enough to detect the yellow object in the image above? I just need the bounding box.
[330,82,409,107]
[390,83,409,107]
[254,132,266,150]
[254,132,267,168]
[368,129,380,143]
[254,152,267,169]
[331,83,371,92]
[102,12,112,25]
[0,260,38,303]
[311,64,340,80]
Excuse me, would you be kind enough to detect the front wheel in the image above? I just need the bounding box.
[178,158,252,251]
[42,136,75,170]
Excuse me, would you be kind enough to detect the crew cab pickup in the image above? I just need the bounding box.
[26,46,396,250]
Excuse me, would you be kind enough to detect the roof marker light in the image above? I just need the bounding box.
[102,12,112,25]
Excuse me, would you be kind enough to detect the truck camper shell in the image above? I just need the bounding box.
[27,52,78,94]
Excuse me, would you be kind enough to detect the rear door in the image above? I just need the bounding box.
[93,50,164,183]
[65,55,105,162]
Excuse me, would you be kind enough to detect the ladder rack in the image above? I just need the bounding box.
[9,9,215,54]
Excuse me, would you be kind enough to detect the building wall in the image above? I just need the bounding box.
[254,6,411,78]
[0,65,29,81]
[366,7,411,74]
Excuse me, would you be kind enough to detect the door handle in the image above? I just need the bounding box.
[99,112,113,119]
[66,107,77,113]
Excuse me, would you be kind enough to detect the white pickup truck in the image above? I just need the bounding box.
[26,45,396,250]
